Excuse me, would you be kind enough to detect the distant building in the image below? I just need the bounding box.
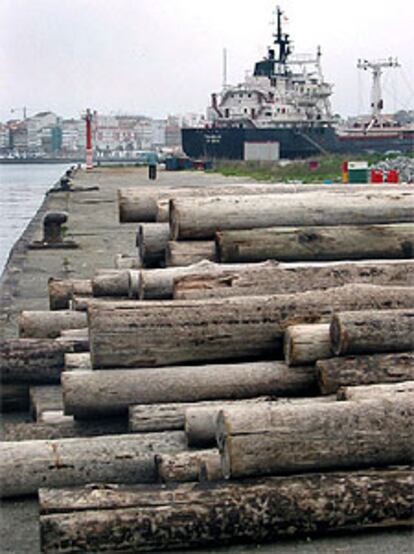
[61,119,85,153]
[0,123,9,152]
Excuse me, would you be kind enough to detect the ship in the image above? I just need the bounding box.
[182,6,414,160]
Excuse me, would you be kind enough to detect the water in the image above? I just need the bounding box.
[0,163,70,275]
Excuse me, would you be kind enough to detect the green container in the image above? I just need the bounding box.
[348,168,369,183]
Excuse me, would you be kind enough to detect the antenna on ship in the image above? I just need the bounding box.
[357,57,400,124]
[222,48,228,89]
[273,5,291,65]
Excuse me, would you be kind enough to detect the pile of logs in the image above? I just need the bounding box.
[1,181,413,553]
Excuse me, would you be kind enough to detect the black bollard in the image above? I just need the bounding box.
[43,212,68,244]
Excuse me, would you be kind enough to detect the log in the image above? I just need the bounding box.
[128,397,273,433]
[338,381,414,401]
[30,386,63,420]
[184,396,336,448]
[63,362,317,419]
[119,184,413,222]
[0,431,187,498]
[174,259,414,300]
[19,311,87,339]
[198,454,224,481]
[217,224,414,263]
[56,329,89,352]
[330,309,414,356]
[155,449,220,483]
[170,191,414,240]
[48,278,92,310]
[89,285,414,369]
[139,260,242,300]
[64,352,92,371]
[92,269,132,297]
[114,254,142,270]
[0,416,128,441]
[317,352,414,394]
[137,223,170,268]
[165,241,217,267]
[1,339,71,384]
[217,395,414,479]
[0,384,29,412]
[39,468,414,552]
[284,324,331,367]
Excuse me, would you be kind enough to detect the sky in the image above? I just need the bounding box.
[1,0,413,122]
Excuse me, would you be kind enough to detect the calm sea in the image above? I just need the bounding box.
[0,163,70,275]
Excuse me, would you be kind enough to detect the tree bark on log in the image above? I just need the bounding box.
[39,468,414,553]
[217,395,414,479]
[317,352,414,394]
[284,324,331,367]
[0,416,128,442]
[1,339,75,384]
[56,329,89,352]
[330,309,414,356]
[92,270,135,297]
[119,184,413,223]
[114,254,142,270]
[165,241,217,267]
[89,285,414,369]
[64,352,92,371]
[63,362,317,419]
[174,260,414,300]
[171,191,414,240]
[48,278,92,310]
[155,449,220,483]
[30,386,63,420]
[19,311,87,339]
[337,381,414,401]
[217,224,414,263]
[198,454,224,482]
[0,431,187,498]
[128,397,273,433]
[137,223,170,268]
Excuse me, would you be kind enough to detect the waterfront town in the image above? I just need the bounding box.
[0,110,206,160]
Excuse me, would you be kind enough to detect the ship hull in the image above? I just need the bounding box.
[182,127,414,159]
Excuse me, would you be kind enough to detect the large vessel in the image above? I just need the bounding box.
[182,7,414,159]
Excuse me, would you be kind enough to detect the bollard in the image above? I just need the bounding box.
[148,164,157,180]
[43,212,68,244]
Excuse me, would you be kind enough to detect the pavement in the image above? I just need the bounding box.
[0,166,413,553]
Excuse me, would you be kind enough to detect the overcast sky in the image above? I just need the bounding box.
[1,0,413,122]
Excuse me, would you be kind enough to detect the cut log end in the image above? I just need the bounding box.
[330,313,345,356]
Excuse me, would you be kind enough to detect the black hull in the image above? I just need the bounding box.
[182,127,414,160]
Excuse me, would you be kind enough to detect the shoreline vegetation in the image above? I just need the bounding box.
[211,153,414,184]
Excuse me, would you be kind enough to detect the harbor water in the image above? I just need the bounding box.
[0,163,70,275]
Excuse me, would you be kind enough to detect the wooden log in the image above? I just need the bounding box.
[19,311,87,339]
[338,381,414,401]
[0,416,128,441]
[0,384,29,412]
[174,259,414,300]
[89,285,414,369]
[92,269,131,297]
[170,191,414,240]
[56,329,89,352]
[39,468,414,552]
[139,260,242,300]
[165,241,217,267]
[48,278,92,310]
[30,386,63,420]
[217,224,414,263]
[198,454,224,482]
[184,396,336,448]
[129,397,273,433]
[330,309,414,356]
[63,362,317,419]
[137,223,170,268]
[217,395,414,479]
[114,254,142,270]
[284,324,331,367]
[155,449,220,483]
[1,339,69,384]
[119,184,413,223]
[64,352,92,371]
[0,431,187,498]
[317,352,414,394]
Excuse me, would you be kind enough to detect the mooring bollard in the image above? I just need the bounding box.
[43,212,68,244]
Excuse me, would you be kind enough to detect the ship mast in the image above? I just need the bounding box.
[357,57,400,124]
[273,6,291,65]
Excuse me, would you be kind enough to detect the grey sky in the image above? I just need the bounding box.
[1,0,413,121]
